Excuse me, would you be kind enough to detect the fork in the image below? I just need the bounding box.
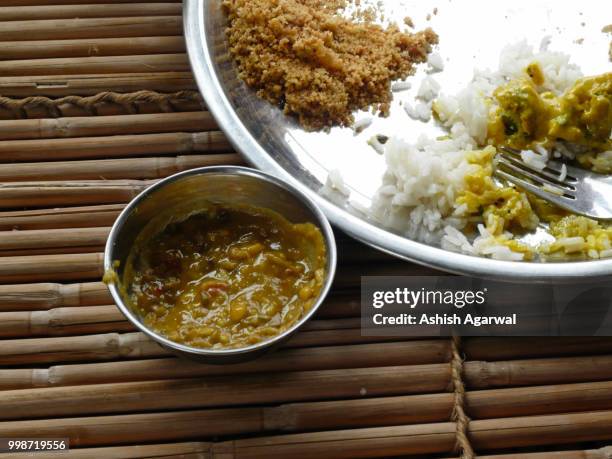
[493,146,612,220]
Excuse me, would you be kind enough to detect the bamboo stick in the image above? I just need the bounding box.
[283,328,412,349]
[2,347,611,394]
[0,111,216,140]
[0,53,190,76]
[0,180,152,208]
[0,16,182,42]
[0,332,163,366]
[461,447,612,459]
[2,383,612,449]
[7,344,612,394]
[0,227,109,251]
[464,380,612,419]
[7,329,611,367]
[0,4,183,21]
[464,337,612,361]
[0,364,451,420]
[465,354,612,388]
[219,423,457,459]
[3,1,182,5]
[0,252,103,284]
[268,381,612,433]
[0,341,450,389]
[0,305,133,338]
[1,442,211,459]
[0,154,244,182]
[0,330,418,366]
[0,310,359,339]
[0,72,196,97]
[0,412,224,450]
[0,204,123,231]
[17,444,612,459]
[0,247,93,257]
[0,281,110,311]
[2,153,240,182]
[17,410,609,459]
[0,131,230,162]
[0,37,185,61]
[205,410,612,458]
[0,409,305,447]
[0,246,107,257]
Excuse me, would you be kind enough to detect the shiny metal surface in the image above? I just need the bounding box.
[104,166,337,363]
[184,0,612,282]
[496,147,612,220]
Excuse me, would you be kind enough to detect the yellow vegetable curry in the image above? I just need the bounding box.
[458,67,612,260]
[488,69,612,161]
[124,204,327,349]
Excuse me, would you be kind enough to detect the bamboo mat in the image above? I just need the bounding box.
[1,2,612,458]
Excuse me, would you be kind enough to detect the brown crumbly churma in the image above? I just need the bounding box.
[222,0,439,131]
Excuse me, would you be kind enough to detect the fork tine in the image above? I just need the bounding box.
[494,169,576,212]
[496,153,576,190]
[498,146,579,182]
[495,155,575,195]
[546,158,580,181]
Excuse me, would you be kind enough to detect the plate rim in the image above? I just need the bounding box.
[183,0,612,283]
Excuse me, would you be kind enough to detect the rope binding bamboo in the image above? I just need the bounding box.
[0,89,202,119]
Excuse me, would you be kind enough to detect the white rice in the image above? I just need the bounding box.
[415,102,432,122]
[441,226,475,255]
[403,102,417,120]
[556,237,587,253]
[353,116,373,134]
[426,52,445,73]
[404,101,432,122]
[417,76,441,101]
[367,135,386,155]
[470,225,525,261]
[326,169,351,197]
[539,35,552,52]
[554,142,579,160]
[521,148,548,170]
[320,169,351,207]
[369,40,584,260]
[392,80,412,92]
[369,124,477,243]
[600,249,612,258]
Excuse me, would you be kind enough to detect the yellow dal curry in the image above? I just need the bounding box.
[123,204,327,349]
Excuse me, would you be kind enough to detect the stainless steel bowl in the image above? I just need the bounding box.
[104,166,337,363]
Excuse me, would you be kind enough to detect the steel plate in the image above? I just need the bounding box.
[184,0,612,282]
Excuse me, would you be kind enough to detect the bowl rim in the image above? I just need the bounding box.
[183,0,612,283]
[104,165,338,358]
